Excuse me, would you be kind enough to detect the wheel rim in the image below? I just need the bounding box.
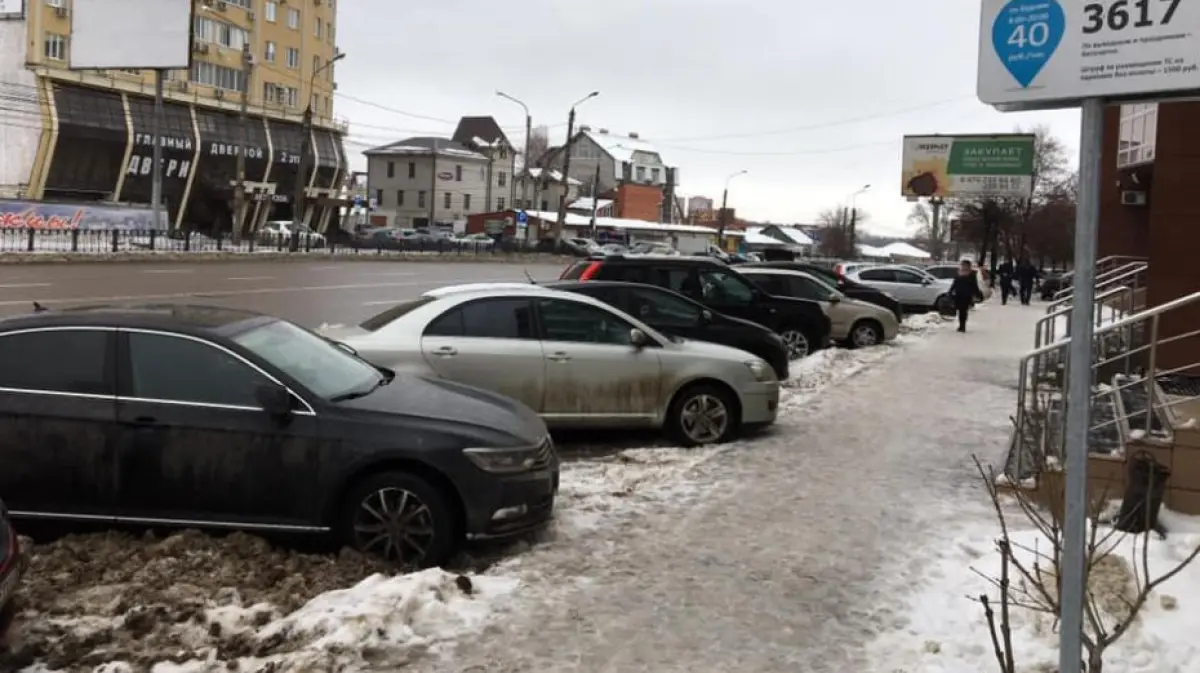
[852,325,879,347]
[781,330,810,359]
[352,487,436,565]
[680,394,730,444]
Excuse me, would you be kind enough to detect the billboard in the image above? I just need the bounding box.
[69,0,192,70]
[0,0,23,18]
[0,200,168,230]
[901,134,1035,199]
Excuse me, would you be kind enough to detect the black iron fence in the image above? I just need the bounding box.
[0,228,547,257]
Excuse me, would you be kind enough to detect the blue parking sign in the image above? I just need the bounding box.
[516,210,528,224]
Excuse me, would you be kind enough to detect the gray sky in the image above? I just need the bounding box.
[334,0,1081,237]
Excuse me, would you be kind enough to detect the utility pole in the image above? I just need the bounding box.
[233,43,252,244]
[717,187,729,249]
[848,207,858,257]
[495,91,531,210]
[294,52,344,241]
[929,196,944,260]
[485,143,494,212]
[553,92,599,241]
[589,163,600,238]
[150,69,165,231]
[429,140,438,227]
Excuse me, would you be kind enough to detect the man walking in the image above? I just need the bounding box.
[949,259,985,332]
[1015,256,1039,305]
[998,258,1015,305]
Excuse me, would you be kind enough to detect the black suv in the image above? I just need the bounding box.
[740,261,903,320]
[560,255,831,358]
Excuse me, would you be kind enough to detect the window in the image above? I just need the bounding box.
[233,319,381,400]
[790,276,834,301]
[858,268,896,282]
[892,269,925,284]
[497,197,506,210]
[424,299,534,339]
[1118,103,1157,167]
[396,190,404,206]
[264,41,276,62]
[698,269,755,304]
[313,55,320,76]
[127,332,265,407]
[360,298,437,332]
[443,192,451,209]
[745,274,788,297]
[265,0,277,21]
[627,288,701,328]
[287,7,300,28]
[45,0,64,6]
[44,33,67,61]
[498,171,507,187]
[0,329,111,395]
[408,162,416,179]
[417,191,426,208]
[286,47,299,69]
[315,17,322,38]
[193,16,249,50]
[455,165,462,181]
[541,199,549,211]
[190,61,246,93]
[537,299,634,346]
[635,166,646,182]
[374,188,382,205]
[463,194,471,210]
[651,168,661,183]
[386,161,394,178]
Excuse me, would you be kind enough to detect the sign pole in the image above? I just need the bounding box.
[1059,96,1104,673]
[150,69,165,230]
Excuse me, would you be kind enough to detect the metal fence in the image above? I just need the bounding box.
[0,228,544,257]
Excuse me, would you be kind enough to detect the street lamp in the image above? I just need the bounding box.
[553,91,600,240]
[496,90,531,209]
[293,51,346,239]
[844,183,870,257]
[717,169,748,248]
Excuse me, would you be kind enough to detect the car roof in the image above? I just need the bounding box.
[422,282,553,297]
[592,254,722,266]
[0,303,274,336]
[737,267,820,279]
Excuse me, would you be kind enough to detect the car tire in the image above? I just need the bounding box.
[779,327,814,359]
[667,382,739,447]
[848,319,884,348]
[338,471,458,568]
[935,294,956,317]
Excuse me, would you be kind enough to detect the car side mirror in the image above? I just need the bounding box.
[700,309,713,323]
[922,278,932,285]
[630,328,649,348]
[255,383,295,417]
[828,293,842,303]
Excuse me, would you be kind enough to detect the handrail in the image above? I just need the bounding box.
[1051,261,1147,303]
[1057,255,1147,282]
[1036,285,1132,348]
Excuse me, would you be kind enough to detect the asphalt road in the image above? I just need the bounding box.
[0,260,572,327]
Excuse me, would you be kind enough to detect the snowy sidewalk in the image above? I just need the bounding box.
[418,303,1047,672]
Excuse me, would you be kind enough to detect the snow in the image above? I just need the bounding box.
[879,241,932,259]
[866,509,1200,673]
[1046,302,1127,341]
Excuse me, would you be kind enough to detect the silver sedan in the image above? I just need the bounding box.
[322,285,780,445]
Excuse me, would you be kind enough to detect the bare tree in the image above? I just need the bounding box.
[908,202,952,260]
[971,457,1200,672]
[816,207,852,258]
[524,125,550,170]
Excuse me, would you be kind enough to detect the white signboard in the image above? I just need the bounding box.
[978,0,1200,107]
[70,0,192,70]
[0,0,24,17]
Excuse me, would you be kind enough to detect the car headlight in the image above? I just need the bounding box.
[744,359,773,382]
[463,445,547,474]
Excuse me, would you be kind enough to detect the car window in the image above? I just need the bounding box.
[627,287,701,327]
[744,273,787,297]
[360,298,437,332]
[537,298,634,346]
[127,332,266,407]
[893,269,925,284]
[424,298,534,339]
[0,328,112,395]
[698,269,755,304]
[858,268,895,282]
[788,276,829,301]
[233,319,381,400]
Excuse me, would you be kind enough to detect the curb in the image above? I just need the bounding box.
[0,251,575,265]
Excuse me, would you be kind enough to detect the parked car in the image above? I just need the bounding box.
[0,498,24,642]
[925,263,993,301]
[628,242,678,256]
[738,268,900,348]
[324,285,781,445]
[545,280,790,379]
[1041,272,1069,300]
[0,304,557,567]
[832,261,878,279]
[559,255,832,358]
[259,220,326,248]
[847,264,954,314]
[740,261,903,320]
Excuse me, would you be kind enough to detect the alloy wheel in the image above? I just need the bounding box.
[780,330,810,359]
[352,487,437,565]
[851,324,881,347]
[680,394,730,444]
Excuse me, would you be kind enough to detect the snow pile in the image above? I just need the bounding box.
[866,510,1200,672]
[900,311,950,335]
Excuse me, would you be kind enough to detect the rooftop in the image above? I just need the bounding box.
[581,129,664,164]
[364,137,487,160]
[524,167,582,185]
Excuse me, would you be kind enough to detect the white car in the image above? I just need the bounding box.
[320,284,780,445]
[847,264,954,314]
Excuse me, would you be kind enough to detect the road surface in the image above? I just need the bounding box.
[0,259,571,326]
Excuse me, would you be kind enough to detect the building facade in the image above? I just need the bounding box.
[0,0,347,234]
[687,195,714,217]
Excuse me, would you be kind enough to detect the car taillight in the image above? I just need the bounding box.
[578,262,602,281]
[833,264,844,277]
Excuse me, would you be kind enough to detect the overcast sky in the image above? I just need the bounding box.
[333,0,1082,237]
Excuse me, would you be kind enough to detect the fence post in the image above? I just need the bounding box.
[25,228,33,252]
[111,229,119,253]
[71,228,79,252]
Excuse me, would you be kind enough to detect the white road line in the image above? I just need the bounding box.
[361,298,415,306]
[227,276,273,281]
[141,269,193,274]
[0,283,52,289]
[0,280,431,307]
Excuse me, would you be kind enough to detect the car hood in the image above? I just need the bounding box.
[335,373,547,446]
[664,336,766,363]
[844,297,896,320]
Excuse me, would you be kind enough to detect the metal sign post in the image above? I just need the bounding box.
[977,0,1200,669]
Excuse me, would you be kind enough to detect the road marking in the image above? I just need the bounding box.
[361,298,416,306]
[0,280,431,307]
[0,283,52,289]
[373,271,418,277]
[141,269,193,274]
[227,276,274,281]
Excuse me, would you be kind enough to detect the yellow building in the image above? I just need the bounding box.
[1,0,349,234]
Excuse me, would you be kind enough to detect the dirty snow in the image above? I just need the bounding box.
[4,308,982,672]
[867,508,1200,673]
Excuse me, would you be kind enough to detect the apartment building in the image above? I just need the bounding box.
[0,0,347,234]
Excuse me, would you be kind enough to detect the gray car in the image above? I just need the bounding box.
[322,285,780,445]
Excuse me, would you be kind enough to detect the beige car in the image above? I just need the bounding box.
[739,268,900,348]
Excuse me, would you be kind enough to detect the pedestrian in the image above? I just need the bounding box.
[998,258,1015,305]
[949,259,985,332]
[1015,255,1039,305]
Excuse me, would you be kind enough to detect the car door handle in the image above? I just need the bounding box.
[546,352,571,362]
[430,346,457,356]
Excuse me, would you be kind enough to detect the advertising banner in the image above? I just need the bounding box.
[0,200,168,230]
[900,134,1035,199]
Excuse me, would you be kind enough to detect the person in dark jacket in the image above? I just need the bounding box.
[1015,256,1039,305]
[998,258,1015,305]
[949,259,985,332]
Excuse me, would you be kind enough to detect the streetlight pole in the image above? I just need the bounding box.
[293,51,345,244]
[847,183,870,258]
[717,169,747,249]
[553,91,599,241]
[496,91,530,208]
[232,43,254,244]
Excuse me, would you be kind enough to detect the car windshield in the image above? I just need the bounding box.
[359,298,437,331]
[232,319,382,399]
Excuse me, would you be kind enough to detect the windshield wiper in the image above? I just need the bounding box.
[330,376,386,402]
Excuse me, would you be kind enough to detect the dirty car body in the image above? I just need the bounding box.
[0,305,557,567]
[326,286,781,445]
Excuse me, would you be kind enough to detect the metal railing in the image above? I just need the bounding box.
[1050,260,1148,306]
[1052,255,1147,287]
